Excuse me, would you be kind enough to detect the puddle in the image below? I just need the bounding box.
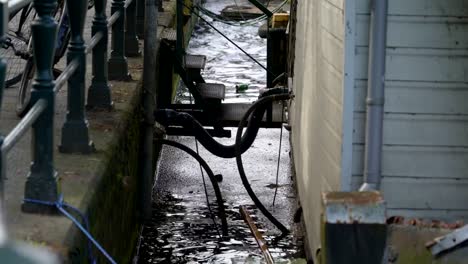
[136,191,303,263]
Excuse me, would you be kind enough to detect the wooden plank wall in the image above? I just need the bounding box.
[289,0,347,256]
[351,0,468,220]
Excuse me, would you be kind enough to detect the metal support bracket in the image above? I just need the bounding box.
[427,225,468,256]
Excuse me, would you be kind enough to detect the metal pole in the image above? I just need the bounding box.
[87,0,113,109]
[59,0,95,154]
[108,0,131,80]
[0,0,7,230]
[139,0,158,220]
[360,0,388,191]
[125,0,140,56]
[176,0,184,64]
[22,0,60,214]
[136,0,144,38]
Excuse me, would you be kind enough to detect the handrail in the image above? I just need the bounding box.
[54,59,79,92]
[1,99,47,154]
[124,0,132,9]
[0,0,141,220]
[7,0,33,15]
[85,31,103,54]
[108,9,122,27]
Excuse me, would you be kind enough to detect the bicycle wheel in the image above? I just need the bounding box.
[16,58,34,117]
[1,4,36,88]
[16,1,67,118]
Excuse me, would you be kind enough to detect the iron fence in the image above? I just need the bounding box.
[0,0,144,213]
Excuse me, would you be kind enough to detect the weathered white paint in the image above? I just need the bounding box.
[351,0,468,222]
[290,0,468,258]
[290,0,350,258]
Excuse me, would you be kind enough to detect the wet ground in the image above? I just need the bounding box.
[136,1,303,263]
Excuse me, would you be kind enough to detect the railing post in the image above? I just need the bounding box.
[125,0,140,56]
[87,0,113,109]
[22,0,60,213]
[136,0,144,38]
[0,0,6,200]
[0,0,5,113]
[176,0,184,60]
[59,0,95,154]
[108,0,131,80]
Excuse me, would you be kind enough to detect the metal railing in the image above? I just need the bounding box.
[0,0,144,213]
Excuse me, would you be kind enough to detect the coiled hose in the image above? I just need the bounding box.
[154,88,288,159]
[156,139,228,236]
[235,94,291,234]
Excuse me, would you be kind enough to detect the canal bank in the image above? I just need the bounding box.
[0,0,193,262]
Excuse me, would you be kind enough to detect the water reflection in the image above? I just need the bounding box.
[177,0,267,103]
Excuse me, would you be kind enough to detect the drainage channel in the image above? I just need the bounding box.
[136,0,304,263]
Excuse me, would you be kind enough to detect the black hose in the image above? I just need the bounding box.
[157,139,228,236]
[154,88,289,159]
[235,93,291,234]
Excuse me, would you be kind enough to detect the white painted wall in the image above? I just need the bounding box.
[290,0,353,257]
[290,0,468,258]
[351,0,468,220]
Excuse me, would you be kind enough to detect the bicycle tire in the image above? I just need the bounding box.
[16,58,34,117]
[16,1,67,118]
[1,4,36,88]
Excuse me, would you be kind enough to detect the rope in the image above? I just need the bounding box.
[195,139,222,237]
[189,94,221,237]
[23,195,116,264]
[272,100,284,206]
[177,0,275,76]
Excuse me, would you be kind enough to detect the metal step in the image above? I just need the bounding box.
[185,54,206,70]
[168,103,286,128]
[197,83,226,100]
[166,127,232,138]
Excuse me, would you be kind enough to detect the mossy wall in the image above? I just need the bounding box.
[68,83,145,263]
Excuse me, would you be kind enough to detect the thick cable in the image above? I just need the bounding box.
[235,93,291,234]
[154,88,288,159]
[157,139,228,236]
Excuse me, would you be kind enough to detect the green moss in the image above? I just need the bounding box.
[67,82,145,263]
